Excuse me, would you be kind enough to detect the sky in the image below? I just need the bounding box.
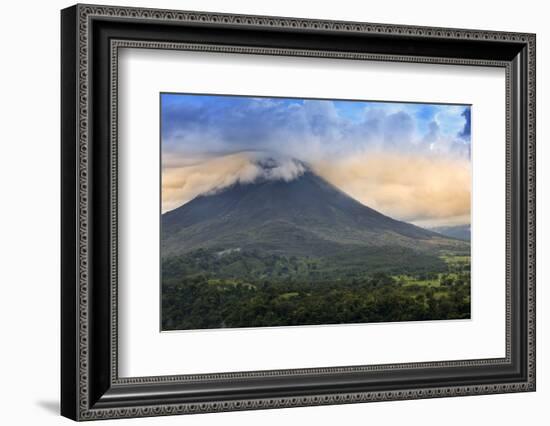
[161,93,471,227]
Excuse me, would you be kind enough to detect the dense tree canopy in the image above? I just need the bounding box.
[161,248,470,330]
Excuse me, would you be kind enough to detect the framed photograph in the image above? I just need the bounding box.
[61,4,536,421]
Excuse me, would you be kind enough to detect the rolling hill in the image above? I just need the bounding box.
[430,224,471,241]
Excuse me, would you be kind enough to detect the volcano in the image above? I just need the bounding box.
[161,158,466,258]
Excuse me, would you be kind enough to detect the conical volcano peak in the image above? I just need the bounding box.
[161,152,461,259]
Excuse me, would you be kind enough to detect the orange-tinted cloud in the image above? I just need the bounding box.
[162,153,306,213]
[162,152,470,227]
[313,153,470,227]
[162,153,255,212]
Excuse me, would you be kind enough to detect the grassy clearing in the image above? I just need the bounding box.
[394,274,441,287]
[278,292,300,300]
[207,278,255,289]
[440,254,470,275]
[440,253,470,264]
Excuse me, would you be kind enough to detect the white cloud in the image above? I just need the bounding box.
[162,153,306,212]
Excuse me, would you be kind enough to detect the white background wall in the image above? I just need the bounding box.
[0,0,547,424]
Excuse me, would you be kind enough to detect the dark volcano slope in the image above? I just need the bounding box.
[162,169,466,258]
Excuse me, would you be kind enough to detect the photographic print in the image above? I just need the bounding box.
[160,93,472,331]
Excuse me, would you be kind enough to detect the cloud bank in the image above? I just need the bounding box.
[162,95,470,161]
[314,153,470,227]
[162,153,306,212]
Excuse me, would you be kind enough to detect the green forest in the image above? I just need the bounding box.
[161,248,470,330]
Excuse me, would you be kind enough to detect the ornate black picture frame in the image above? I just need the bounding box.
[61,4,536,421]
